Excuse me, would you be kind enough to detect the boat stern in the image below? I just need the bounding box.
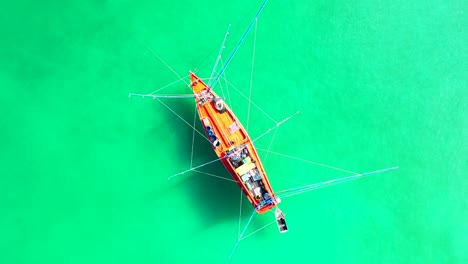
[275,208,288,233]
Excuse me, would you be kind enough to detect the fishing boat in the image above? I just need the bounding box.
[189,71,287,229]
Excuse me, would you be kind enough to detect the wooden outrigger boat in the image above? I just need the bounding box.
[190,71,287,231]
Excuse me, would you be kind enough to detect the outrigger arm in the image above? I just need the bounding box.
[210,0,270,89]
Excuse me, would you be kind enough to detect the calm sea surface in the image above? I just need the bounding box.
[0,0,466,263]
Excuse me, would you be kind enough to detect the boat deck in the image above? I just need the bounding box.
[190,72,277,214]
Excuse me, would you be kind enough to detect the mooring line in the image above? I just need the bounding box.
[252,111,300,143]
[155,98,209,143]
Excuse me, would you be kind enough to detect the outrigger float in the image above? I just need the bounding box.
[130,0,398,259]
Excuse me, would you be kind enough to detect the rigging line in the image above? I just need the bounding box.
[256,148,359,175]
[238,189,243,241]
[239,208,256,239]
[128,93,194,99]
[258,128,279,186]
[148,75,190,95]
[208,24,232,87]
[168,156,230,180]
[145,44,188,85]
[276,166,399,199]
[259,127,292,189]
[190,105,197,168]
[222,77,277,124]
[154,98,210,143]
[191,42,223,74]
[212,0,270,89]
[252,111,300,143]
[247,17,258,132]
[229,209,256,260]
[192,170,236,182]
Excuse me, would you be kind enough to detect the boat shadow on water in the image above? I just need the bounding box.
[153,97,261,231]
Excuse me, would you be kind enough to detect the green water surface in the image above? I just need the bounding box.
[0,0,466,263]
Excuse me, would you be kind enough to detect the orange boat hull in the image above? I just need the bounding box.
[190,72,278,214]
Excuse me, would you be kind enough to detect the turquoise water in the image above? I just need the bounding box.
[0,0,466,263]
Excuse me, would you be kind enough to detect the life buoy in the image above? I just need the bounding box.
[214,98,226,113]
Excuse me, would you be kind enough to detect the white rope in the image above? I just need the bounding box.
[128,93,193,99]
[223,78,277,124]
[145,44,188,85]
[219,57,233,110]
[237,189,243,240]
[192,170,236,182]
[209,24,231,87]
[217,63,227,99]
[252,111,300,143]
[229,209,256,260]
[240,215,281,241]
[147,75,190,95]
[246,17,258,132]
[262,128,278,164]
[256,148,359,175]
[276,166,399,199]
[168,156,229,180]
